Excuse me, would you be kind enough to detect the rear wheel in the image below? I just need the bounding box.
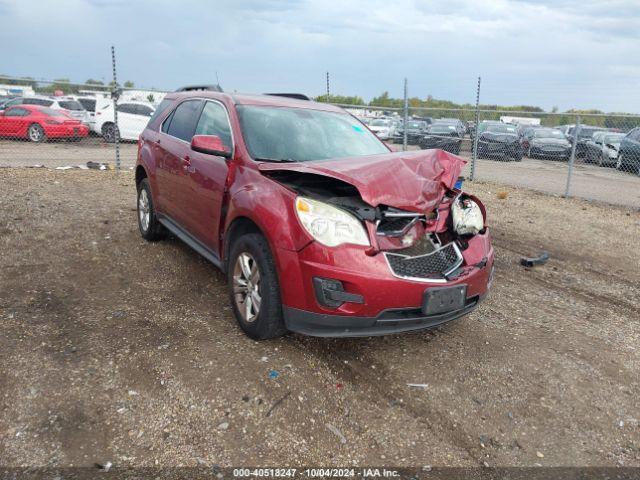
[102,123,119,143]
[137,178,165,241]
[27,123,45,143]
[228,233,287,340]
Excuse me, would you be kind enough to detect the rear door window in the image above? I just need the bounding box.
[165,100,203,142]
[78,98,96,112]
[135,104,154,117]
[117,103,137,114]
[23,98,53,107]
[58,100,84,111]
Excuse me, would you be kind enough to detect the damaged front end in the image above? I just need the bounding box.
[262,166,489,286]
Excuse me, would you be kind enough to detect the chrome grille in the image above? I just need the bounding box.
[385,242,463,282]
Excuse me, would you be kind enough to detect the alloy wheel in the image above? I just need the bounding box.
[233,252,261,323]
[138,188,150,232]
[28,125,43,142]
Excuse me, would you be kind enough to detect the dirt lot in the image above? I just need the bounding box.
[3,138,638,209]
[0,168,639,469]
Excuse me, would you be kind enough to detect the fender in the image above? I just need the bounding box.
[222,166,312,256]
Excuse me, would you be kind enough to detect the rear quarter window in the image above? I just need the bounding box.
[148,98,173,127]
[58,100,84,111]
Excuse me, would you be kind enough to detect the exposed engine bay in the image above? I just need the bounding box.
[263,170,485,260]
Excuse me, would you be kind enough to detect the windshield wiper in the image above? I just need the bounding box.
[254,157,298,163]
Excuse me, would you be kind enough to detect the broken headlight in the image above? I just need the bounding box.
[451,195,484,236]
[295,197,370,247]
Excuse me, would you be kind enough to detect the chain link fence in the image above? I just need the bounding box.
[342,102,640,208]
[1,73,639,207]
[0,75,169,170]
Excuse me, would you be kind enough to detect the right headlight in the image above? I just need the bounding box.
[451,195,485,236]
[295,197,370,247]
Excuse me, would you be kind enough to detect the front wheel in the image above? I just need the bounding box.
[27,123,45,143]
[228,233,287,340]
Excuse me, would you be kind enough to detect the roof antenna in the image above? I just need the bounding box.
[216,71,220,86]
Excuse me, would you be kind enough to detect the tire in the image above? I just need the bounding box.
[102,123,119,143]
[228,233,287,340]
[27,123,45,143]
[137,178,165,241]
[513,151,523,162]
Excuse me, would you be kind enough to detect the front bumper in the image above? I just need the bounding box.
[275,231,494,337]
[284,292,486,337]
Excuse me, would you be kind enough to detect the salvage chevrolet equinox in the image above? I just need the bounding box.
[135,90,494,339]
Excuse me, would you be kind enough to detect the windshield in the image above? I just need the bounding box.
[429,125,454,134]
[370,119,390,127]
[486,124,517,134]
[535,129,565,139]
[604,134,624,143]
[406,121,425,129]
[237,106,389,162]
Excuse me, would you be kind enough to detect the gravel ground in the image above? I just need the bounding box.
[0,169,639,470]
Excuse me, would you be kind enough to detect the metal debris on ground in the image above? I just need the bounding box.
[407,383,429,389]
[265,392,291,418]
[520,251,550,267]
[325,423,347,444]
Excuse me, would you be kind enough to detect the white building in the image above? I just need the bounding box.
[0,83,35,97]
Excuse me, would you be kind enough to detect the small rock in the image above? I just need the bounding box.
[536,451,544,458]
[218,422,229,431]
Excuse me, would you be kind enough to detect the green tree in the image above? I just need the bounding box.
[123,80,135,88]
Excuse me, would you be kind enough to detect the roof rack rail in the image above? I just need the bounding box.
[265,93,311,101]
[175,84,223,93]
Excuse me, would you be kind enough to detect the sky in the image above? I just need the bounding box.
[1,0,638,112]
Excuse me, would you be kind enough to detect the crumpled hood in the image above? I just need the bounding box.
[258,149,466,213]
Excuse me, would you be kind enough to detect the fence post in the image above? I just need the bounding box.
[402,78,408,151]
[470,76,481,181]
[564,114,580,197]
[111,46,121,171]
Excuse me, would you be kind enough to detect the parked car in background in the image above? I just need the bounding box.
[72,95,110,131]
[477,123,522,161]
[526,128,572,160]
[617,127,640,174]
[567,125,603,158]
[0,95,91,126]
[418,123,463,154]
[94,100,155,142]
[0,105,88,142]
[584,132,625,166]
[135,91,494,338]
[393,120,428,144]
[367,118,396,140]
[474,120,503,138]
[433,118,466,137]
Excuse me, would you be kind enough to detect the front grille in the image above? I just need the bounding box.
[385,242,463,281]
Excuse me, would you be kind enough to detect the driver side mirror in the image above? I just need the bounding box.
[191,135,232,158]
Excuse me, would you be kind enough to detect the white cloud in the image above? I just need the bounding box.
[0,0,638,111]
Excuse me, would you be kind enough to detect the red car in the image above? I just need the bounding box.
[0,105,89,142]
[136,90,494,339]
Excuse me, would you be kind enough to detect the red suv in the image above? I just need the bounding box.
[136,89,494,339]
